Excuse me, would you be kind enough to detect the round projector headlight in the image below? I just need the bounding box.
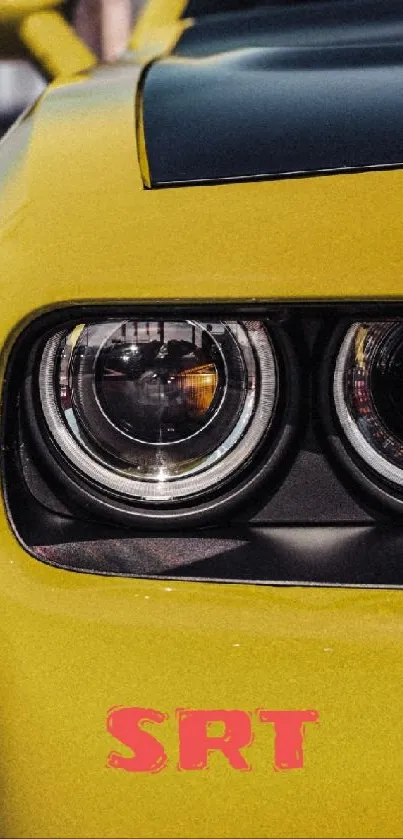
[37,319,279,506]
[334,320,403,489]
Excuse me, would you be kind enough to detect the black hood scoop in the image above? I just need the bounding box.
[142,0,403,187]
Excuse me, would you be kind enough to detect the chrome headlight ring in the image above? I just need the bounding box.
[321,317,403,515]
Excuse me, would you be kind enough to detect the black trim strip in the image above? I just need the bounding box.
[31,525,403,589]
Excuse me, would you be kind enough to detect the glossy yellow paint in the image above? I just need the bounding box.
[137,85,151,188]
[0,0,95,77]
[20,10,96,77]
[1,516,403,839]
[2,67,403,336]
[2,22,403,839]
[0,0,58,20]
[130,0,190,52]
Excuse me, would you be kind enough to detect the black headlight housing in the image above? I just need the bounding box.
[6,301,403,588]
[9,305,300,530]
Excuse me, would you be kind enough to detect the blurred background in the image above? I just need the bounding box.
[0,0,147,137]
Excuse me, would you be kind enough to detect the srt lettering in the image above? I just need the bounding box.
[106,707,319,772]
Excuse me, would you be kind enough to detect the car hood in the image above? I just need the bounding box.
[3,20,403,312]
[142,0,403,187]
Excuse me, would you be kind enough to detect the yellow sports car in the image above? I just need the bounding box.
[1,0,403,836]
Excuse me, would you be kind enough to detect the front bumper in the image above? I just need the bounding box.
[0,503,402,838]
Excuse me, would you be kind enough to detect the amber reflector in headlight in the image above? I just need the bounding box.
[334,321,403,488]
[38,319,278,504]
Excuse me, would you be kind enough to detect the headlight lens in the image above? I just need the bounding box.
[38,319,278,503]
[334,321,403,487]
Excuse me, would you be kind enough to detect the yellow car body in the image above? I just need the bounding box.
[1,1,403,837]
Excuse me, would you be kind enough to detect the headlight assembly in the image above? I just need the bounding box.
[23,316,297,528]
[8,304,403,583]
[333,320,403,502]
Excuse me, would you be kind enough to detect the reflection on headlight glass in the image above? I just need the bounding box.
[334,321,403,486]
[39,319,278,502]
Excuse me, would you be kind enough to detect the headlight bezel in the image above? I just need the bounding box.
[17,304,301,529]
